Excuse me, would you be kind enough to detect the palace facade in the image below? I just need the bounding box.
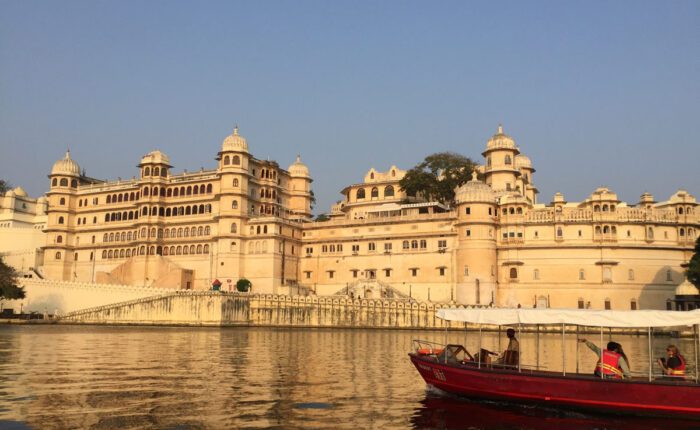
[31,125,700,309]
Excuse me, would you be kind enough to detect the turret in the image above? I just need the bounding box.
[482,125,521,193]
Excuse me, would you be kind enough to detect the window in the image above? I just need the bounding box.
[55,251,61,260]
[352,244,359,253]
[368,242,376,251]
[371,187,379,198]
[630,300,637,310]
[463,266,469,276]
[60,178,68,186]
[466,229,471,237]
[578,299,584,309]
[628,269,634,280]
[60,197,65,205]
[52,178,57,186]
[604,299,611,310]
[465,207,471,215]
[411,240,418,249]
[648,227,654,238]
[224,155,230,165]
[56,235,63,244]
[420,240,427,249]
[384,242,392,252]
[322,245,328,253]
[233,155,240,165]
[231,223,237,233]
[384,185,394,198]
[58,216,64,224]
[509,268,518,279]
[233,178,239,187]
[557,227,563,237]
[439,267,446,276]
[352,270,358,278]
[533,269,539,280]
[579,269,585,280]
[666,269,672,281]
[305,271,312,279]
[505,155,511,165]
[438,240,447,249]
[411,268,418,277]
[328,271,334,279]
[305,247,313,255]
[402,240,409,249]
[356,188,365,200]
[384,269,391,277]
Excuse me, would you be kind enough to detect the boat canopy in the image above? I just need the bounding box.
[436,308,700,328]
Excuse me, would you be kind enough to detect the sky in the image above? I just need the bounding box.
[1,1,699,214]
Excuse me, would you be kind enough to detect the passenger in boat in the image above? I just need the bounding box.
[657,345,686,379]
[497,328,519,366]
[579,339,631,379]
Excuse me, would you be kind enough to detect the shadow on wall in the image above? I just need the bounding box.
[637,266,682,310]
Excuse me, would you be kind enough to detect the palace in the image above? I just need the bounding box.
[5,125,700,310]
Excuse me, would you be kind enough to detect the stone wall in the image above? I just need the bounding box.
[59,291,480,329]
[8,278,175,315]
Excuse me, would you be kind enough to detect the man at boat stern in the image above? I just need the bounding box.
[497,328,520,367]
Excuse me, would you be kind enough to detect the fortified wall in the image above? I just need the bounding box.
[58,291,477,329]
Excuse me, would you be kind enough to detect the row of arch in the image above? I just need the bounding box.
[138,204,213,217]
[101,244,210,259]
[142,184,213,198]
[593,204,616,212]
[356,185,395,200]
[101,226,212,243]
[51,177,78,188]
[222,155,241,166]
[106,192,140,204]
[105,211,139,222]
[142,166,168,177]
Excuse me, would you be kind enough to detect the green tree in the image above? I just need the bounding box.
[309,189,316,211]
[687,237,700,289]
[0,256,25,300]
[314,213,330,222]
[236,278,251,292]
[399,152,480,204]
[0,179,11,195]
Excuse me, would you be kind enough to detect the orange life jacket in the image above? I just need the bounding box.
[670,354,686,378]
[595,349,624,379]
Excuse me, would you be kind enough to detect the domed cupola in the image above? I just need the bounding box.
[51,150,81,177]
[222,126,249,153]
[140,150,171,166]
[484,124,518,153]
[515,154,532,170]
[455,172,496,204]
[288,155,310,178]
[138,149,172,178]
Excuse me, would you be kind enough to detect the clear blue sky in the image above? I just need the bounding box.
[1,1,698,213]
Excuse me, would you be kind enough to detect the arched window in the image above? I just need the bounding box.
[603,226,610,234]
[70,179,77,188]
[190,245,195,254]
[165,208,171,217]
[60,178,68,186]
[59,197,65,205]
[203,244,209,254]
[666,269,672,281]
[185,206,191,215]
[231,223,237,233]
[197,245,202,254]
[52,178,57,186]
[56,235,63,243]
[144,167,150,176]
[628,269,634,280]
[103,233,108,242]
[648,227,654,238]
[224,155,230,165]
[192,205,198,215]
[200,185,205,194]
[403,240,409,249]
[58,216,64,224]
[602,204,609,212]
[232,200,238,209]
[119,249,125,258]
[232,155,240,165]
[680,228,685,236]
[176,246,182,255]
[594,205,600,212]
[505,155,512,165]
[509,208,515,214]
[139,246,145,255]
[263,225,268,234]
[149,246,155,255]
[190,227,196,236]
[206,184,212,193]
[384,186,394,198]
[411,240,418,249]
[509,268,518,279]
[102,250,107,259]
[486,157,491,167]
[679,207,684,215]
[121,232,126,241]
[517,207,523,214]
[595,226,602,234]
[193,185,199,195]
[233,178,239,187]
[557,227,563,237]
[206,204,211,213]
[154,167,159,176]
[108,250,113,258]
[183,245,189,255]
[204,226,210,235]
[356,188,365,200]
[579,269,585,280]
[371,187,379,198]
[161,168,166,177]
[199,204,204,213]
[198,226,203,236]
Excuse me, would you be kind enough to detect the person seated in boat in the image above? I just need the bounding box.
[579,339,631,379]
[497,328,519,367]
[657,344,685,380]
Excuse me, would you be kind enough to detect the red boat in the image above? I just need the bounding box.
[409,308,700,419]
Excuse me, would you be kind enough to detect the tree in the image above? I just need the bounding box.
[0,179,11,195]
[314,214,330,222]
[687,237,700,289]
[309,189,316,211]
[399,152,480,204]
[236,278,251,292]
[0,256,25,300]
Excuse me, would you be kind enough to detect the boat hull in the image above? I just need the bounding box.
[410,354,700,419]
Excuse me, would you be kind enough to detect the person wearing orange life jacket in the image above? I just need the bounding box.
[579,339,631,379]
[657,344,685,379]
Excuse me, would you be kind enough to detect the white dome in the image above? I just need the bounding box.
[288,155,310,178]
[51,150,81,177]
[676,279,700,296]
[140,150,171,166]
[515,154,532,169]
[222,126,249,153]
[455,171,496,204]
[485,124,516,152]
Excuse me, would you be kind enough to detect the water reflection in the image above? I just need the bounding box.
[0,326,696,429]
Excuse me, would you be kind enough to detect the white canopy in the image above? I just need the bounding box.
[436,308,700,328]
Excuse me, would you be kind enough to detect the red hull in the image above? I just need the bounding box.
[410,353,700,419]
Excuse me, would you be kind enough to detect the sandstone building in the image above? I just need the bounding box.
[12,125,700,310]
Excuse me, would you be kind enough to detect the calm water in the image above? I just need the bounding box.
[0,325,697,429]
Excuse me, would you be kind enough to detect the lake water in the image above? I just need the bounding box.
[0,325,697,429]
